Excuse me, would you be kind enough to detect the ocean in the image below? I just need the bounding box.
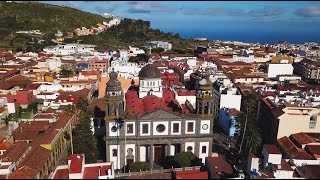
[168,29,320,45]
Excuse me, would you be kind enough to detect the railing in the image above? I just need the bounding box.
[114,166,202,178]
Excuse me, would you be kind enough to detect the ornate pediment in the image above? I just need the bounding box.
[140,109,181,120]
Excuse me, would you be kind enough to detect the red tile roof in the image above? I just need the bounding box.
[69,154,84,174]
[174,168,208,179]
[290,133,317,148]
[125,88,182,117]
[8,166,37,179]
[228,108,240,117]
[53,168,69,179]
[263,144,282,155]
[0,141,30,162]
[0,141,12,151]
[206,155,234,178]
[17,146,52,177]
[83,165,111,179]
[277,136,314,160]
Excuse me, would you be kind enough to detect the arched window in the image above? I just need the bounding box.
[187,146,193,152]
[309,114,317,129]
[202,146,207,153]
[112,149,117,157]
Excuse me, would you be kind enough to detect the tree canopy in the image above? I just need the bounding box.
[128,162,150,172]
[72,98,97,163]
[161,151,201,168]
[60,64,75,77]
[236,94,262,156]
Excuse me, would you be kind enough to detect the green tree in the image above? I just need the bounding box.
[27,101,38,114]
[174,151,201,167]
[161,156,180,169]
[72,98,97,163]
[151,47,164,54]
[128,162,150,172]
[236,94,262,156]
[136,54,149,62]
[244,128,262,154]
[2,115,12,125]
[60,64,75,77]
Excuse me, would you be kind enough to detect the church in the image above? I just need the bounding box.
[104,64,219,170]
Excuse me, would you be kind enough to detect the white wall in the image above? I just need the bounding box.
[109,145,121,169]
[199,142,209,164]
[248,156,259,173]
[7,103,16,114]
[176,95,196,108]
[262,148,282,166]
[274,170,294,179]
[220,94,242,111]
[267,64,293,78]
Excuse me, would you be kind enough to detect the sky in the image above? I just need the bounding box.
[45,1,320,43]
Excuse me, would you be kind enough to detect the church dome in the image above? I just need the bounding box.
[106,71,121,92]
[139,64,161,79]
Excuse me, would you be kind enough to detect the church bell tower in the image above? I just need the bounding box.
[196,71,215,117]
[105,70,124,120]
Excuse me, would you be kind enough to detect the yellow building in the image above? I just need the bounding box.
[98,75,139,99]
[270,55,293,64]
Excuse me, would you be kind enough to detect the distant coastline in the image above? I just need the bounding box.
[155,26,320,44]
[178,30,320,44]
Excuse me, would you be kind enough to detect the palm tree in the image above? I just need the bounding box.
[243,128,262,155]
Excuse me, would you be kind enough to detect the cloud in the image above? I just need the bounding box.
[295,6,320,17]
[93,2,119,14]
[126,2,175,14]
[247,6,283,17]
[180,6,283,17]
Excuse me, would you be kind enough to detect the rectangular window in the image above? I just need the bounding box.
[202,146,207,153]
[142,124,149,134]
[127,124,133,134]
[173,123,179,133]
[187,122,194,132]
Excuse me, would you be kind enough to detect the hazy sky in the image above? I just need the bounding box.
[45,1,320,42]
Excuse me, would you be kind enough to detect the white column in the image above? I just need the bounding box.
[140,146,146,162]
[170,145,175,156]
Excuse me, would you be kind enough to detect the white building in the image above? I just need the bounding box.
[145,41,172,51]
[128,46,145,55]
[217,78,242,111]
[232,49,254,63]
[109,60,142,78]
[50,154,114,179]
[43,44,96,56]
[267,63,294,79]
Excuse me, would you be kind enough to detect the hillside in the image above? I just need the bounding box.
[0,1,209,52]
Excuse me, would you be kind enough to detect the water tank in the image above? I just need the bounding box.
[253,168,257,176]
